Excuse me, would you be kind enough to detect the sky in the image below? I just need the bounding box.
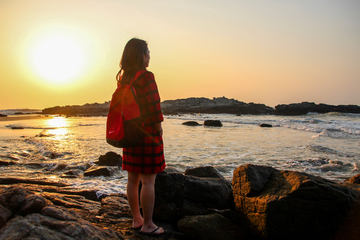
[0,0,359,110]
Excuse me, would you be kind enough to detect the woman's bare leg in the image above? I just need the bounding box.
[127,171,144,228]
[139,173,164,234]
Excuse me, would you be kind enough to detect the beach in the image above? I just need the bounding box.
[0,112,360,239]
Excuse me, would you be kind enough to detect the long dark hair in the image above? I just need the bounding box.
[116,38,148,84]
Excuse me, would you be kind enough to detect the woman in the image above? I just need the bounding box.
[116,38,165,236]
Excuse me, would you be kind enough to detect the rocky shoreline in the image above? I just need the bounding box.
[39,97,360,117]
[1,161,360,239]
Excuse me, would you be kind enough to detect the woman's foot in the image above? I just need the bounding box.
[131,217,144,229]
[139,227,165,236]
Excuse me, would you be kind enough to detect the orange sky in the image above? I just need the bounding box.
[1,0,359,110]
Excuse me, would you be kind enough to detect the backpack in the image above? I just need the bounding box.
[106,71,147,148]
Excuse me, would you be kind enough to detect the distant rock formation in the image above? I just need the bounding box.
[161,97,275,115]
[42,102,110,117]
[275,102,360,115]
[40,99,360,116]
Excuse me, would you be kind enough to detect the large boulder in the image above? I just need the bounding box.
[232,164,360,240]
[154,166,233,222]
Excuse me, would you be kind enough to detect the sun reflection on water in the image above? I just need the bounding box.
[47,117,68,128]
[46,117,69,138]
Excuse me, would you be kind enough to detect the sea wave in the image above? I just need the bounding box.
[169,113,360,138]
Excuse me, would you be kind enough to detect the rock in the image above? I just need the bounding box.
[0,177,68,187]
[94,151,122,166]
[98,194,132,219]
[154,167,233,222]
[260,123,272,127]
[204,120,223,127]
[344,173,360,184]
[232,164,360,240]
[0,205,12,227]
[61,169,83,178]
[44,152,63,159]
[38,132,53,137]
[0,212,119,239]
[84,166,112,177]
[178,212,253,240]
[18,195,48,215]
[184,166,224,179]
[51,163,67,171]
[182,121,201,126]
[0,160,16,166]
[41,191,100,210]
[0,187,30,212]
[232,164,275,197]
[0,114,7,117]
[275,102,360,115]
[41,205,80,221]
[0,186,122,239]
[11,126,24,130]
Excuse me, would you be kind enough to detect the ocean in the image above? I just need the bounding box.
[0,112,359,198]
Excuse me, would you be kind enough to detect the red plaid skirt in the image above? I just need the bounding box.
[121,71,165,174]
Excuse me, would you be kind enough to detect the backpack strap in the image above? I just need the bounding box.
[129,70,148,86]
[127,70,150,118]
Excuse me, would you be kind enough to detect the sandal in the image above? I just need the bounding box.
[139,227,166,236]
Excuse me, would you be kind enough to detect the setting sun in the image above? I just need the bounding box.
[28,32,87,84]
